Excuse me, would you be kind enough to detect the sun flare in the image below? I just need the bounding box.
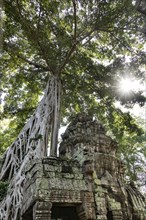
[119,77,141,94]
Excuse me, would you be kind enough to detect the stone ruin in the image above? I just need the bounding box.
[0,112,146,220]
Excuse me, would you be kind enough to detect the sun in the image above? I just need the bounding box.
[118,77,141,94]
[119,78,135,93]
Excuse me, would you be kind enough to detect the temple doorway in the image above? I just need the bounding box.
[107,210,113,220]
[51,206,79,220]
[22,206,33,220]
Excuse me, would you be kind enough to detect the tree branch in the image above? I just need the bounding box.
[4,41,50,71]
[79,29,95,43]
[136,0,142,8]
[108,32,135,54]
[17,54,49,71]
[59,43,77,73]
[7,1,54,75]
[36,40,55,74]
[58,28,103,74]
[136,0,146,15]
[35,2,53,72]
[72,0,77,42]
[58,0,77,74]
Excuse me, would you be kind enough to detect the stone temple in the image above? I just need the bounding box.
[0,113,146,219]
[20,114,146,219]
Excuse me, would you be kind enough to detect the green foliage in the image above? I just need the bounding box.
[118,133,146,187]
[0,181,9,202]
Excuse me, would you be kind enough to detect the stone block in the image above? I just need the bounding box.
[40,178,49,190]
[94,178,101,186]
[74,173,84,180]
[95,197,107,214]
[43,164,61,172]
[44,171,55,178]
[108,200,121,211]
[61,173,74,179]
[96,214,107,220]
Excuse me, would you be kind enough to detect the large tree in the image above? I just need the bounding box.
[0,0,146,184]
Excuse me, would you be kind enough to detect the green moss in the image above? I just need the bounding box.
[0,181,9,202]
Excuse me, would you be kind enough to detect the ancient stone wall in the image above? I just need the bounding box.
[21,157,96,220]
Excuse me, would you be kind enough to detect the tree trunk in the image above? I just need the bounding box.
[0,75,62,220]
[50,75,61,156]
